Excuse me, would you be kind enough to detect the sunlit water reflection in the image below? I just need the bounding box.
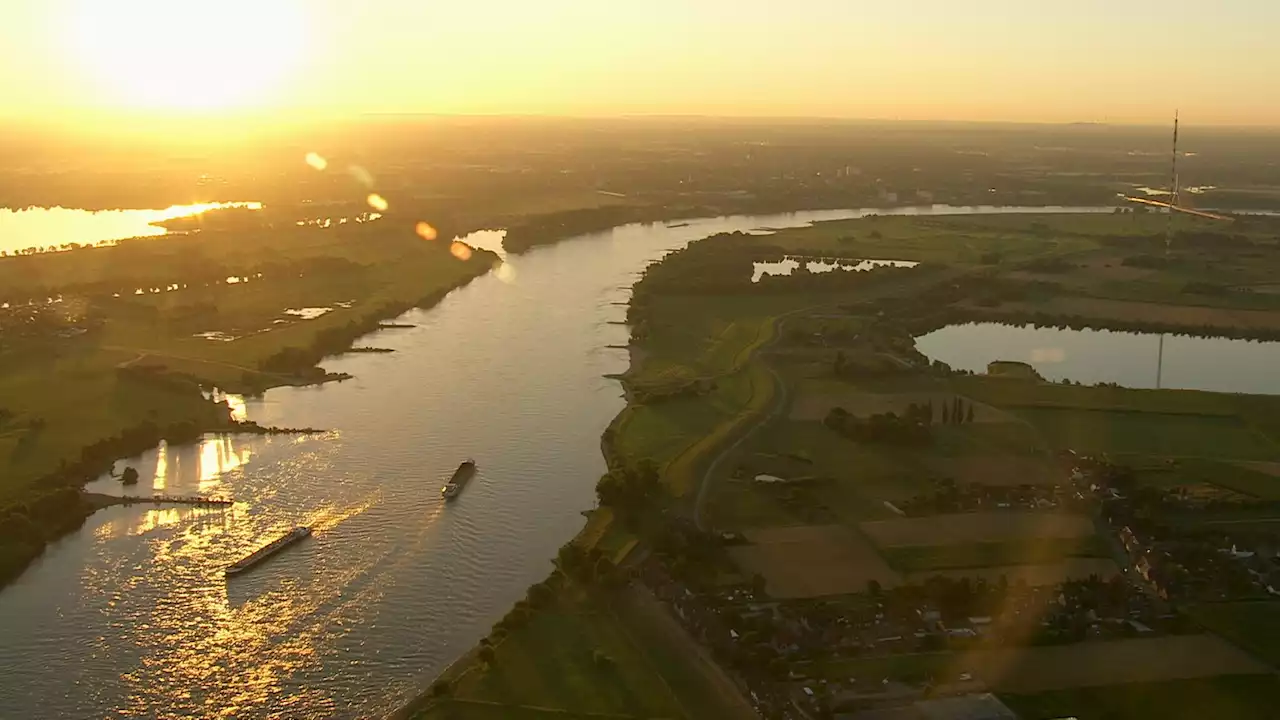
[0,202,262,254]
[0,205,1116,719]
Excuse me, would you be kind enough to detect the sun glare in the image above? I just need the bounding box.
[67,0,308,113]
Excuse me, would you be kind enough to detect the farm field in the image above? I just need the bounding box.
[417,701,658,720]
[1011,407,1279,460]
[880,537,1111,572]
[803,636,1266,693]
[903,558,1121,586]
[787,383,1014,424]
[1188,601,1280,668]
[973,635,1269,693]
[728,525,902,597]
[448,599,684,718]
[920,454,1058,486]
[1000,675,1280,720]
[860,512,1096,548]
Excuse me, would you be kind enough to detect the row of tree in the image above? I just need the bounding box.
[824,407,931,446]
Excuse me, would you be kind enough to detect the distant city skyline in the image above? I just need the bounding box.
[3,0,1279,126]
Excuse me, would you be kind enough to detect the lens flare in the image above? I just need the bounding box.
[349,166,375,188]
[494,261,517,283]
[304,153,328,171]
[367,194,389,212]
[415,222,439,241]
[449,242,473,261]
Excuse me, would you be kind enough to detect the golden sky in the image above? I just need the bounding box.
[3,0,1279,125]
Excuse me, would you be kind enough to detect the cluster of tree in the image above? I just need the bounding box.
[649,518,729,590]
[595,459,663,528]
[0,488,92,587]
[823,406,931,446]
[556,543,626,589]
[1,407,235,590]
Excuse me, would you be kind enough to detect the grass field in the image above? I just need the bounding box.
[417,583,754,720]
[803,636,1269,696]
[801,651,962,684]
[663,361,776,497]
[1012,407,1279,460]
[758,214,1101,265]
[861,512,1096,548]
[417,700,661,720]
[973,635,1268,693]
[1001,675,1280,720]
[615,369,756,470]
[1189,601,1280,668]
[1118,457,1280,499]
[450,597,683,718]
[880,536,1112,572]
[729,525,902,597]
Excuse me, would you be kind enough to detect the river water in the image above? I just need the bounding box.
[0,205,1116,719]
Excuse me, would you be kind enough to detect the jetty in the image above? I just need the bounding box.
[84,492,235,509]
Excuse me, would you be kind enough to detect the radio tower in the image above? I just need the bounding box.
[1165,111,1179,257]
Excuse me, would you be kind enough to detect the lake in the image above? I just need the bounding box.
[916,322,1280,395]
[0,202,262,254]
[0,204,1114,719]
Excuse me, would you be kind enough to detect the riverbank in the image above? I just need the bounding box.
[0,229,497,591]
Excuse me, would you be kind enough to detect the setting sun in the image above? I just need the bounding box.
[66,0,308,112]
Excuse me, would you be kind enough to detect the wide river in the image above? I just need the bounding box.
[0,205,1113,719]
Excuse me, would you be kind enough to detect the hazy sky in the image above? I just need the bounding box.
[3,0,1279,125]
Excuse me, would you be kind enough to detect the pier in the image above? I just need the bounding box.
[84,492,235,509]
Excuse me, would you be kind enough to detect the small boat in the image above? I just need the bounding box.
[225,527,311,576]
[441,459,477,500]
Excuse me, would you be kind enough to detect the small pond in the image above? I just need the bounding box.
[752,255,918,283]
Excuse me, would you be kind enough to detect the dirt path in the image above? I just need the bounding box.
[692,314,796,531]
[620,585,759,720]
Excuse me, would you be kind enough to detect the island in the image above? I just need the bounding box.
[404,210,1280,720]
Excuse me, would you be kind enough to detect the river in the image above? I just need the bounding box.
[0,205,1115,719]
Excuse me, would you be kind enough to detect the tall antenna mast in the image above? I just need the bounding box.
[1165,110,1179,257]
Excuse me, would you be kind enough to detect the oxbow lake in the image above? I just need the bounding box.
[0,203,262,254]
[916,322,1280,395]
